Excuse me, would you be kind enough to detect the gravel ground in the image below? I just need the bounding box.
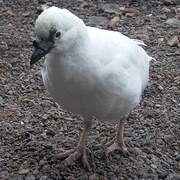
[0,0,179,179]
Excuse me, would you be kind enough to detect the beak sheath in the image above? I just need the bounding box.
[30,48,46,67]
[30,40,54,67]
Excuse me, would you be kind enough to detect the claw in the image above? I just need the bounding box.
[54,147,93,171]
[53,118,93,170]
[55,149,75,160]
[106,141,128,153]
[82,149,91,170]
[106,118,128,154]
[106,137,129,154]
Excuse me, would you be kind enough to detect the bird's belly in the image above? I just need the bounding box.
[42,66,140,122]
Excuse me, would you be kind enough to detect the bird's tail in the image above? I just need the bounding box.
[132,39,146,46]
[133,39,155,61]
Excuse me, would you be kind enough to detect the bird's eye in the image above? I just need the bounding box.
[55,31,61,38]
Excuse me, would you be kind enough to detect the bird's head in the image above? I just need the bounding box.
[30,6,85,67]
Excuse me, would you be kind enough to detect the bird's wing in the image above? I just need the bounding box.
[86,27,151,92]
[86,26,151,65]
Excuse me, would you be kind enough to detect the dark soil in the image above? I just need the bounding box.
[0,0,179,179]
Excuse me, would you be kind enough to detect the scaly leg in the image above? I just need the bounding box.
[106,118,127,153]
[55,119,92,170]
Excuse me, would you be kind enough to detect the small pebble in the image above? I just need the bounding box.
[46,129,56,136]
[163,135,174,142]
[0,160,7,168]
[159,14,167,20]
[161,7,171,13]
[164,0,172,5]
[0,96,4,105]
[39,176,48,180]
[39,160,48,166]
[25,175,36,180]
[7,90,13,95]
[42,114,49,120]
[150,163,157,169]
[22,12,31,17]
[87,16,108,26]
[170,174,180,180]
[155,104,161,107]
[0,171,9,179]
[175,154,180,161]
[158,85,164,91]
[132,147,143,155]
[18,168,30,175]
[165,18,180,27]
[78,174,88,180]
[107,171,114,177]
[158,172,168,179]
[43,144,53,150]
[89,174,97,180]
[38,0,46,3]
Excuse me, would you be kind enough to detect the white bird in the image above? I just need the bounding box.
[30,6,152,170]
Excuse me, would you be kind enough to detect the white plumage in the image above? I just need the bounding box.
[32,6,152,169]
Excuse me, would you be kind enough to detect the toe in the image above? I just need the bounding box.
[54,147,93,170]
[107,142,120,153]
[62,150,81,167]
[82,150,91,171]
[55,149,75,160]
[106,142,128,153]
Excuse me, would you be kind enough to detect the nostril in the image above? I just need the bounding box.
[33,40,38,47]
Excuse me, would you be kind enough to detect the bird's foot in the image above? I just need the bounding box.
[55,146,93,171]
[106,138,128,153]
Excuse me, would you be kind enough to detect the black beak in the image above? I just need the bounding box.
[30,40,54,67]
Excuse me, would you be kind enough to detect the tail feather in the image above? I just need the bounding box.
[132,39,146,46]
[132,39,155,61]
[148,55,154,61]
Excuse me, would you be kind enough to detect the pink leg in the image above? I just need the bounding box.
[106,118,127,153]
[55,119,92,170]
